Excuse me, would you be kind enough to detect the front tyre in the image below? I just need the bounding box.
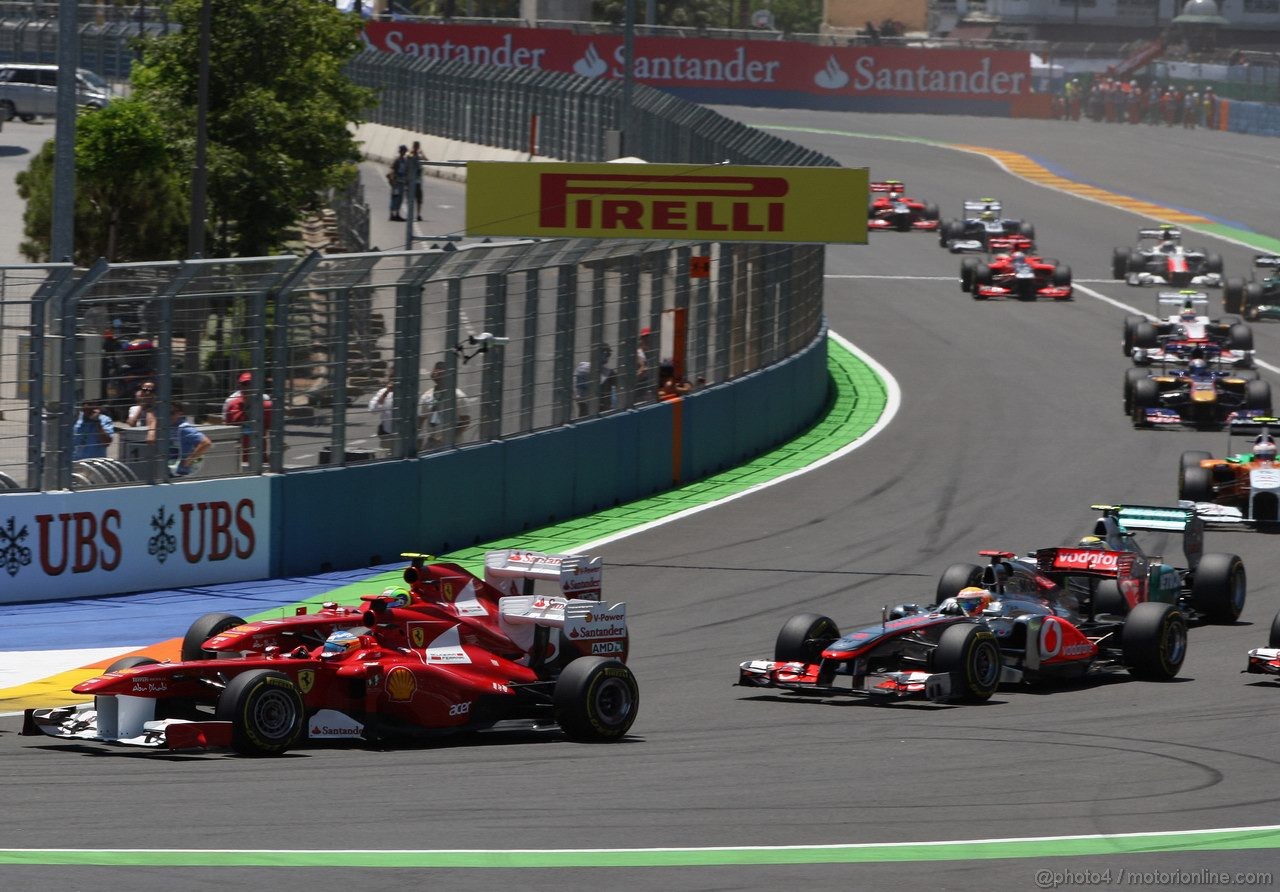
[553,657,639,742]
[1122,602,1187,680]
[932,623,1001,702]
[215,670,305,756]
[1190,553,1246,623]
[774,613,840,663]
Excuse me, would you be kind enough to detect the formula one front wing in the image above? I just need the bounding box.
[1245,647,1280,676]
[1126,272,1223,288]
[737,659,955,702]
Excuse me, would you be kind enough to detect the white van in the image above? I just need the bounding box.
[0,64,113,122]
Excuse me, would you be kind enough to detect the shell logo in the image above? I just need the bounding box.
[386,666,417,702]
[296,669,316,694]
[410,626,426,649]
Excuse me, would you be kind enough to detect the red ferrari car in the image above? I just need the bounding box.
[867,180,940,232]
[22,551,638,755]
[968,251,1073,301]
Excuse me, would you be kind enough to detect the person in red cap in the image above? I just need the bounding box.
[223,372,272,467]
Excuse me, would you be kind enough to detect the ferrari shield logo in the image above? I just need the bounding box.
[442,582,455,602]
[296,670,316,694]
[410,625,426,649]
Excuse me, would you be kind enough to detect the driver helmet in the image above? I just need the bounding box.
[953,586,993,617]
[1077,535,1105,549]
[887,182,904,195]
[979,210,997,221]
[1188,358,1210,375]
[381,586,411,608]
[1011,251,1027,264]
[322,628,362,657]
[1254,436,1277,462]
[1179,306,1199,322]
[1160,239,1178,253]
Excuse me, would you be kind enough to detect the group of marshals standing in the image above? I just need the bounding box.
[1055,76,1219,129]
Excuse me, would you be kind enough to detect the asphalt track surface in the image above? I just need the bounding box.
[5,112,1280,891]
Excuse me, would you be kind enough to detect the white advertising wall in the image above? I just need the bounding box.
[0,478,272,604]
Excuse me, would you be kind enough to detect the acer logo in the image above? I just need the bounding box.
[448,701,472,717]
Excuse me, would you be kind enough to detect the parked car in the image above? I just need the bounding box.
[0,63,113,122]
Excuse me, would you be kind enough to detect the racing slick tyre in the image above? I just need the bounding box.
[1228,323,1253,351]
[1269,610,1280,649]
[1179,466,1215,504]
[1112,247,1131,280]
[1132,322,1159,350]
[936,563,984,603]
[104,656,197,719]
[1018,221,1035,240]
[924,203,939,222]
[932,623,1001,702]
[1206,253,1224,275]
[960,258,977,292]
[940,220,960,247]
[1245,379,1272,412]
[974,264,994,291]
[1092,579,1128,617]
[1124,367,1150,415]
[1245,283,1265,321]
[215,669,305,756]
[1121,602,1187,680]
[1223,278,1246,315]
[1128,249,1144,275]
[106,655,160,674]
[1190,553,1247,624]
[1052,265,1072,289]
[1131,378,1159,425]
[181,612,247,662]
[774,614,840,663]
[553,656,639,742]
[1123,315,1146,355]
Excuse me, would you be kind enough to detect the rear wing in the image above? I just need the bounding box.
[1255,255,1280,269]
[963,198,1001,215]
[1034,547,1136,579]
[1138,227,1181,241]
[498,597,628,663]
[1156,289,1209,310]
[484,549,603,601]
[870,181,904,193]
[1090,503,1204,567]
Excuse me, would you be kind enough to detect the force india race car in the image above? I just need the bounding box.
[1178,418,1280,526]
[936,504,1247,625]
[1126,357,1270,428]
[939,198,1035,253]
[22,550,639,755]
[867,180,940,232]
[1224,255,1280,320]
[1112,226,1224,288]
[1244,610,1280,677]
[737,583,1187,705]
[964,250,1073,301]
[1123,291,1253,368]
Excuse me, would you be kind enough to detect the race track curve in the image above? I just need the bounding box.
[4,111,1280,892]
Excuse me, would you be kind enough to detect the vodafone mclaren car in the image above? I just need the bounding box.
[939,198,1035,253]
[22,552,638,755]
[1244,610,1280,677]
[1123,291,1253,368]
[1178,418,1280,527]
[1224,255,1280,320]
[964,250,1072,301]
[867,180,940,232]
[737,589,1186,705]
[1112,226,1224,288]
[1126,356,1270,429]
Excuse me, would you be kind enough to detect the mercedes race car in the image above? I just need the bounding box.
[1178,418,1280,526]
[1224,255,1280,320]
[1123,291,1254,368]
[867,180,940,232]
[937,503,1247,625]
[737,585,1186,705]
[939,198,1035,253]
[1126,356,1270,429]
[22,550,639,755]
[964,250,1072,301]
[1244,610,1280,677]
[1112,226,1224,288]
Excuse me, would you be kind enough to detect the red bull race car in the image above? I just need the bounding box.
[1127,356,1270,429]
[22,550,638,755]
[867,180,940,232]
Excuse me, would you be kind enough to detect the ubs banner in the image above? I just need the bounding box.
[0,478,271,603]
[362,23,1033,114]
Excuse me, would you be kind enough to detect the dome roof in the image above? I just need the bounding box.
[1175,0,1229,23]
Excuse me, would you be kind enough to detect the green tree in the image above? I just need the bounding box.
[132,0,374,257]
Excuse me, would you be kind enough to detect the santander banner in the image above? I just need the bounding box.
[362,23,1033,110]
[0,478,271,603]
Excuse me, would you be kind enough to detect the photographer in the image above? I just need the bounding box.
[72,399,115,460]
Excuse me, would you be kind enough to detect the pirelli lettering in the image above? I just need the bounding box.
[466,162,868,244]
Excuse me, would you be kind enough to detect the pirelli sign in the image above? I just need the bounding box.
[466,163,868,244]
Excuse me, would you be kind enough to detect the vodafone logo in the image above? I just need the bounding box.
[1053,549,1119,572]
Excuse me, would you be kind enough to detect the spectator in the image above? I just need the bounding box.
[657,360,692,401]
[574,343,616,417]
[126,380,158,428]
[72,399,115,460]
[368,374,397,453]
[223,372,273,466]
[633,327,653,402]
[418,361,475,449]
[408,141,426,222]
[387,145,409,222]
[158,401,212,477]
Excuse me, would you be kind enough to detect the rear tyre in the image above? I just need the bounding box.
[215,670,305,756]
[1123,314,1146,355]
[103,656,195,719]
[1245,283,1265,320]
[932,623,1001,702]
[774,614,840,663]
[1190,553,1246,623]
[924,203,939,221]
[1093,579,1128,616]
[1179,466,1214,503]
[1269,610,1280,648]
[1128,249,1144,274]
[553,657,639,742]
[936,562,984,603]
[1112,247,1130,280]
[1018,221,1035,240]
[1206,253,1224,274]
[1224,278,1245,315]
[1122,602,1187,680]
[106,655,159,674]
[181,612,247,661]
[1124,367,1149,415]
[1246,379,1272,412]
[1133,322,1159,349]
[1229,323,1253,351]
